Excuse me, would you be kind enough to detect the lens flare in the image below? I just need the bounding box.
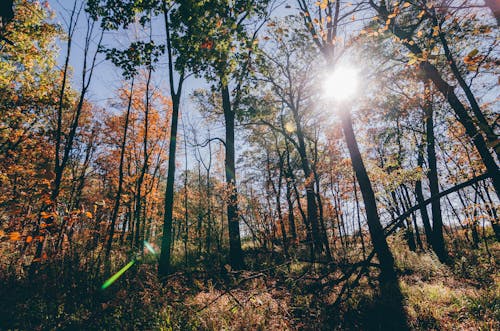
[101,260,135,289]
[144,241,156,255]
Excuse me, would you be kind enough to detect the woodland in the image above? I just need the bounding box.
[0,0,499,330]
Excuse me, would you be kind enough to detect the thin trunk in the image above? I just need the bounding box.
[183,121,189,266]
[106,78,134,259]
[312,137,332,260]
[268,136,288,257]
[284,138,298,242]
[159,6,185,277]
[401,186,418,252]
[353,175,366,259]
[415,141,433,247]
[290,106,323,258]
[424,83,448,262]
[221,82,244,269]
[482,181,500,241]
[158,96,180,276]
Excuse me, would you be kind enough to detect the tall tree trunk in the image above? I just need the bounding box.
[158,6,185,277]
[312,138,332,260]
[424,82,448,262]
[415,141,433,247]
[159,94,180,277]
[339,110,398,282]
[283,139,298,242]
[268,137,288,257]
[402,184,423,250]
[182,121,189,266]
[353,175,366,259]
[339,109,407,329]
[290,105,323,258]
[221,82,244,269]
[106,78,134,259]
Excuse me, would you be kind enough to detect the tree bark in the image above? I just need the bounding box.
[339,110,398,282]
[158,95,180,277]
[159,6,185,277]
[340,109,408,329]
[290,104,324,258]
[106,78,134,259]
[221,82,244,269]
[424,83,448,262]
[415,140,433,247]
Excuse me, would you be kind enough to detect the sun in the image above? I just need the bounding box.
[322,66,359,102]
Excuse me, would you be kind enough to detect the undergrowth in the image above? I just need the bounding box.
[0,236,498,330]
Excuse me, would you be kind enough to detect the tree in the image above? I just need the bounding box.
[105,79,135,259]
[249,16,330,260]
[368,0,500,198]
[171,0,270,269]
[296,1,408,328]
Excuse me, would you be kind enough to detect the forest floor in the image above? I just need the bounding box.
[0,235,498,330]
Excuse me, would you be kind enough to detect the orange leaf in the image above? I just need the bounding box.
[26,236,33,243]
[9,232,21,241]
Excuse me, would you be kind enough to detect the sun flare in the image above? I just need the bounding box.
[322,66,359,102]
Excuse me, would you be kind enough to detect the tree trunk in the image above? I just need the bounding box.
[221,82,244,269]
[158,95,180,277]
[284,139,297,242]
[339,109,408,329]
[339,110,398,282]
[290,105,323,258]
[415,140,433,247]
[353,175,366,259]
[158,7,185,277]
[106,78,134,259]
[424,84,448,262]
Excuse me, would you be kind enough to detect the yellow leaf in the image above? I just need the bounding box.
[402,2,411,8]
[466,48,479,58]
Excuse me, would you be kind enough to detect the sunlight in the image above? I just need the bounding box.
[322,66,359,102]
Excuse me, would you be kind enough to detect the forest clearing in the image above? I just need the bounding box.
[0,1,499,330]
